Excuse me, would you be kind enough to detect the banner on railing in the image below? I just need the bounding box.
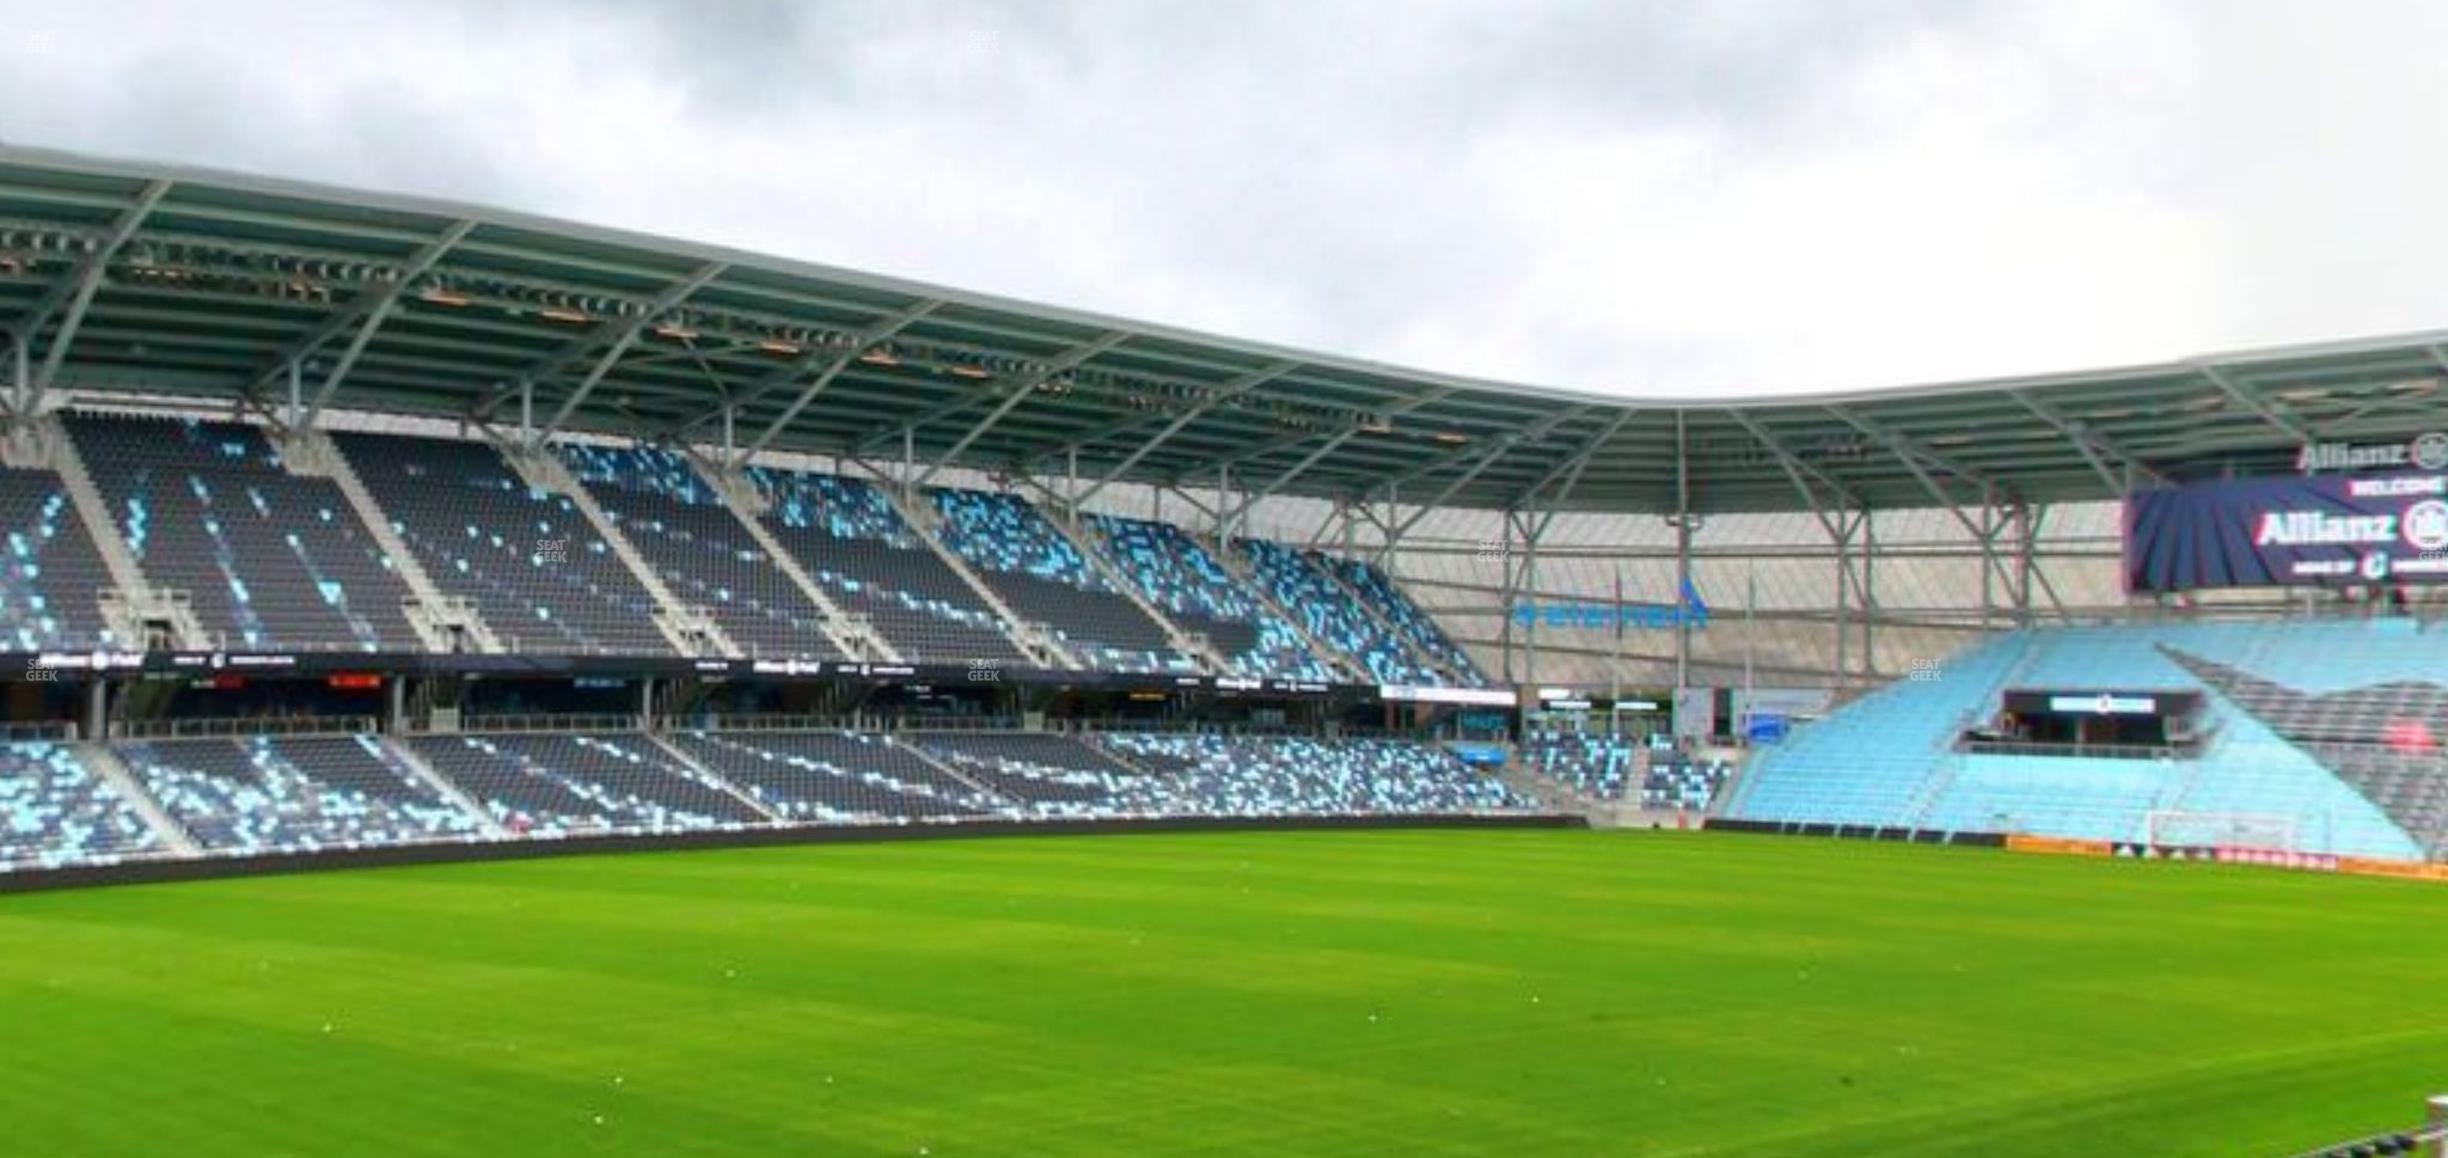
[2126,470,2448,590]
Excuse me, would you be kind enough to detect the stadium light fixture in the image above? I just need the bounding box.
[757,339,802,356]
[652,324,699,341]
[539,307,592,324]
[951,364,991,379]
[418,288,470,307]
[1432,431,1469,444]
[859,349,900,367]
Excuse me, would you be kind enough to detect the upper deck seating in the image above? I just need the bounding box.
[928,488,1193,673]
[0,465,118,649]
[1239,539,1434,683]
[1086,514,1332,681]
[749,467,1022,664]
[333,431,673,656]
[1324,553,1487,685]
[67,414,417,650]
[559,444,836,660]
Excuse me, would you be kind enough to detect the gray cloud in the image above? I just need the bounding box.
[2,0,2444,398]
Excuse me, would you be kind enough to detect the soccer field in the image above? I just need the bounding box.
[2,830,2444,1156]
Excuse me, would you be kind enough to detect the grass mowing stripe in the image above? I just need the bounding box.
[3,830,2445,1156]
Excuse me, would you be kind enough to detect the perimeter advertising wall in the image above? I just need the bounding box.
[2125,468,2448,590]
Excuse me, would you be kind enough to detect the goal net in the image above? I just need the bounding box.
[2143,810,2299,853]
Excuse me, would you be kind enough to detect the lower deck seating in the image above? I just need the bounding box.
[412,733,763,835]
[7,729,1544,872]
[1522,732,1636,799]
[1643,756,1733,812]
[909,731,1150,818]
[117,735,484,854]
[1089,734,1531,816]
[0,743,160,870]
[669,730,996,821]
[1727,621,2442,860]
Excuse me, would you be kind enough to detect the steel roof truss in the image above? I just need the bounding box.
[20,180,172,413]
[1070,361,1295,510]
[528,261,726,444]
[909,332,1130,490]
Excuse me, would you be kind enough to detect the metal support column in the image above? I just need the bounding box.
[1522,508,1542,690]
[1673,410,1693,692]
[2013,502,2037,628]
[1861,510,1879,676]
[83,679,106,742]
[1674,515,1693,690]
[1833,513,1853,686]
[1495,506,1515,685]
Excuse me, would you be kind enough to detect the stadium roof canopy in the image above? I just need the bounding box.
[1,144,2443,517]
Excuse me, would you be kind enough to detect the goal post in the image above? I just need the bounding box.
[2143,809,2300,853]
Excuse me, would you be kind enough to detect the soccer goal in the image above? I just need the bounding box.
[2143,810,2299,853]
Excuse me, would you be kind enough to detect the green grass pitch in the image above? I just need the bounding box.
[3,829,2445,1156]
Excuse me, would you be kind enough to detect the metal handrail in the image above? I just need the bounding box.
[416,712,640,734]
[111,715,378,740]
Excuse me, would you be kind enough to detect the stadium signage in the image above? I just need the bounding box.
[2126,471,2448,589]
[1510,579,1709,631]
[2295,431,2448,474]
[2046,693,2158,715]
[1378,684,1516,706]
[33,650,145,671]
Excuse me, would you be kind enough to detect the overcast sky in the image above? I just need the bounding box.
[3,1,2442,399]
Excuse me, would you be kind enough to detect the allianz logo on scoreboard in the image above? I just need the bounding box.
[2295,430,2448,474]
